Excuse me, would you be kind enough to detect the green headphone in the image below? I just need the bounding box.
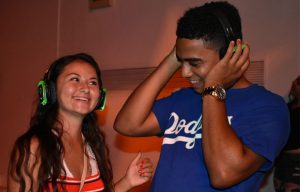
[37,80,48,106]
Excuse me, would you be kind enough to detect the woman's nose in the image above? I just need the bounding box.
[79,82,90,93]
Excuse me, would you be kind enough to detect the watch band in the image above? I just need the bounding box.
[202,84,226,100]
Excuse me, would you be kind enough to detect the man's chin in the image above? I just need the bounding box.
[192,86,203,94]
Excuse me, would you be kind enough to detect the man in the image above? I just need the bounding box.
[114,1,290,191]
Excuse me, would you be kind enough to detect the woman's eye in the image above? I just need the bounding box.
[89,81,98,86]
[70,77,79,82]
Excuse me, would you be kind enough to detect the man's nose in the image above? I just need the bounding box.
[181,63,193,78]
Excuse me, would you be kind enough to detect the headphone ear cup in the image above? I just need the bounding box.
[38,80,48,106]
[219,46,227,59]
[96,88,107,111]
[37,79,56,106]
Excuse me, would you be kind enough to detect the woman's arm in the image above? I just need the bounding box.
[7,137,41,192]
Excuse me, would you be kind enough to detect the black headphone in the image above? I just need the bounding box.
[37,64,107,111]
[209,4,243,58]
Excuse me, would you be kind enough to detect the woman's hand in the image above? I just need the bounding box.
[124,152,153,187]
[114,152,153,192]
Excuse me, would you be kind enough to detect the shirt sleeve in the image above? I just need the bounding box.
[153,94,176,133]
[234,97,290,171]
[152,88,189,133]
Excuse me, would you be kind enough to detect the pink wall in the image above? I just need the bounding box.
[0,0,299,191]
[0,1,59,189]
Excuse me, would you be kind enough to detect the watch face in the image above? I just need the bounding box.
[215,86,226,100]
[202,85,226,100]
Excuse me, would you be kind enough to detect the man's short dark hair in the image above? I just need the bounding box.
[176,1,242,58]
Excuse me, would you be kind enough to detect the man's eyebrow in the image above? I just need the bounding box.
[184,58,202,62]
[178,58,203,62]
[177,56,203,63]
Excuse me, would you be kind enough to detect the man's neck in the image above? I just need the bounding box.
[231,76,252,89]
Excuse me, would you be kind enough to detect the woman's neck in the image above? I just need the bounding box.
[58,114,84,139]
[61,118,85,152]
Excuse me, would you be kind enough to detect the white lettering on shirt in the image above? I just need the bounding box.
[163,112,233,149]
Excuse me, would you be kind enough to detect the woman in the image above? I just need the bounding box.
[274,75,300,192]
[7,53,153,192]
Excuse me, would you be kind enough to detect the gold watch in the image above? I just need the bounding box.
[202,85,226,100]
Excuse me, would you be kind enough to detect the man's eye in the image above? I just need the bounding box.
[189,60,203,67]
[189,62,199,67]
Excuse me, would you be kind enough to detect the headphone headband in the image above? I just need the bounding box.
[208,4,237,58]
[37,61,107,111]
[209,7,235,43]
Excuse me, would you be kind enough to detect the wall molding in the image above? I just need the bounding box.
[102,60,264,96]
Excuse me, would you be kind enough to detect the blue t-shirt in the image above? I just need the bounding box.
[151,85,290,192]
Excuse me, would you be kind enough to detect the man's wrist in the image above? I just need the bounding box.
[202,84,226,100]
[204,80,224,88]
